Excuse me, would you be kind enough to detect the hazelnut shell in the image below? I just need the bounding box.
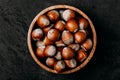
[62,47,74,60]
[66,19,78,33]
[46,57,56,67]
[47,10,59,21]
[47,29,60,42]
[32,28,43,41]
[77,49,87,62]
[37,15,50,28]
[36,46,45,58]
[62,30,74,45]
[74,30,87,43]
[54,20,65,31]
[44,45,56,57]
[81,39,93,51]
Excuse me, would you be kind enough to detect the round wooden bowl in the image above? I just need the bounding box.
[27,5,97,74]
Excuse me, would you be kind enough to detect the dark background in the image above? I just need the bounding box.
[0,0,120,80]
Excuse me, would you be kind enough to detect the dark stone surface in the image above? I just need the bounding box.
[0,0,120,80]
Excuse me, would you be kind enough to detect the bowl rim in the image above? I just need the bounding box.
[27,5,97,74]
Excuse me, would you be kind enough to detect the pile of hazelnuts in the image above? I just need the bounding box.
[31,9,93,73]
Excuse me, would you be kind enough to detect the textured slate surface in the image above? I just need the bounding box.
[0,0,120,80]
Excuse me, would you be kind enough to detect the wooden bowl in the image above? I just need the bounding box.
[27,5,97,74]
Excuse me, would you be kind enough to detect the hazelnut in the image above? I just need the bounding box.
[36,41,45,47]
[47,29,60,41]
[74,30,87,43]
[62,47,74,60]
[43,36,53,45]
[36,46,45,58]
[54,20,65,31]
[47,10,59,21]
[55,51,62,60]
[46,57,56,67]
[43,24,53,34]
[32,28,43,41]
[37,15,50,28]
[81,39,93,51]
[62,9,75,21]
[64,59,77,68]
[55,40,66,47]
[68,44,80,51]
[66,19,78,32]
[79,18,88,29]
[77,49,87,62]
[44,45,56,57]
[62,30,74,45]
[54,60,65,73]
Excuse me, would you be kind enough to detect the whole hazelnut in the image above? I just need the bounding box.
[79,18,88,29]
[44,45,56,57]
[55,40,66,47]
[81,39,93,51]
[62,9,75,21]
[43,36,53,45]
[32,28,43,41]
[62,47,74,60]
[36,46,45,58]
[54,60,65,73]
[74,30,87,43]
[46,57,56,67]
[77,49,87,62]
[47,29,60,41]
[43,24,53,34]
[47,10,59,21]
[64,59,77,68]
[66,19,78,32]
[36,41,45,47]
[37,15,50,28]
[55,51,62,60]
[62,30,74,45]
[54,20,65,31]
[68,44,80,51]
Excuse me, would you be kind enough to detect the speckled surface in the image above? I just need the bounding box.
[0,0,120,80]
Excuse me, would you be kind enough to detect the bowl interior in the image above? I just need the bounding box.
[27,5,97,74]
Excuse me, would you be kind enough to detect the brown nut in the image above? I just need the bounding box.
[47,29,60,42]
[32,28,43,41]
[47,10,59,21]
[44,45,56,57]
[79,18,88,29]
[37,15,50,28]
[36,46,45,58]
[74,30,87,43]
[55,40,66,47]
[64,59,77,68]
[62,9,75,21]
[36,41,45,47]
[81,38,93,51]
[43,24,53,34]
[62,30,74,45]
[66,19,78,33]
[68,44,80,51]
[62,47,74,60]
[77,49,87,62]
[46,57,56,67]
[54,60,65,73]
[43,36,53,45]
[55,51,62,60]
[54,20,65,31]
